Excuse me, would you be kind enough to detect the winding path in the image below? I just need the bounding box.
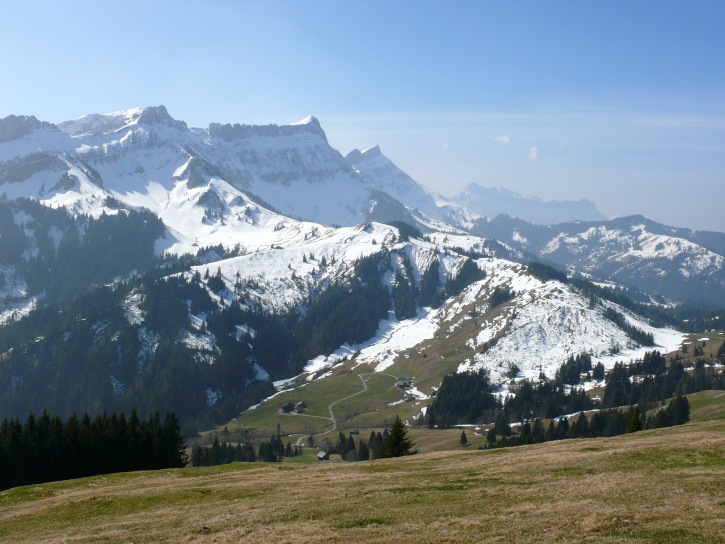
[288,371,399,445]
[327,372,398,431]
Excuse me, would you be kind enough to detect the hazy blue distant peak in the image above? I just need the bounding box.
[0,114,58,143]
[455,182,606,225]
[346,145,382,163]
[464,184,537,201]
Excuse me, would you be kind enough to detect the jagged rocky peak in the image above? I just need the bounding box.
[0,115,57,143]
[134,105,187,130]
[58,105,187,136]
[208,114,328,143]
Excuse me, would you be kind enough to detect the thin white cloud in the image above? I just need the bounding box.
[442,143,449,150]
[529,146,539,160]
[495,135,510,144]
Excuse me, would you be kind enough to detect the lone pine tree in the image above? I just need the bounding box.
[381,416,414,458]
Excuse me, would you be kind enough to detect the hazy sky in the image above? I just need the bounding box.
[2,1,724,231]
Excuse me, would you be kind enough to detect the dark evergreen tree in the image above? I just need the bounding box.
[669,394,690,425]
[490,286,515,307]
[519,421,532,442]
[418,259,441,307]
[381,416,414,458]
[427,370,496,426]
[393,271,417,320]
[257,441,278,462]
[494,411,511,437]
[445,258,485,297]
[358,440,370,461]
[531,418,545,440]
[527,262,568,283]
[191,445,204,467]
[570,412,590,439]
[627,407,642,433]
[555,417,569,440]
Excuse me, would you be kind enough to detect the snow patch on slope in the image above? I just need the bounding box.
[457,258,685,385]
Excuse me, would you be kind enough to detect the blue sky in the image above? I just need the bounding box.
[1,1,724,231]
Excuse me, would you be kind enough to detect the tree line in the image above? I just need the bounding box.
[0,410,186,491]
[427,350,723,430]
[327,416,414,461]
[485,394,690,449]
[190,436,303,466]
[602,351,725,409]
[0,197,165,304]
[191,416,415,466]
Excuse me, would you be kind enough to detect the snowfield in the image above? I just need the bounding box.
[457,259,686,385]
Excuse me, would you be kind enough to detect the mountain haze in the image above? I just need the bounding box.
[453,183,606,225]
[0,106,722,430]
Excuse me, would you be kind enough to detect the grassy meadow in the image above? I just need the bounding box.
[1,391,723,543]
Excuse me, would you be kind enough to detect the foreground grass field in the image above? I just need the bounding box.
[1,410,723,543]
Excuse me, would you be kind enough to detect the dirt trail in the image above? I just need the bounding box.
[328,372,398,430]
[288,371,398,445]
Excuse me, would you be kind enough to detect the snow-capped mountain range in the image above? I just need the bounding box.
[1,107,386,228]
[0,106,721,426]
[470,214,725,303]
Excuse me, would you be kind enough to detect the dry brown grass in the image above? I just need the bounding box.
[1,419,723,543]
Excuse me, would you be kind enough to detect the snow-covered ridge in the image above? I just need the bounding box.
[208,114,327,142]
[542,223,724,277]
[458,258,684,384]
[58,106,187,136]
[1,106,403,227]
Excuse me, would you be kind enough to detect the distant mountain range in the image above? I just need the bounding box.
[0,106,722,429]
[469,214,725,303]
[451,183,605,225]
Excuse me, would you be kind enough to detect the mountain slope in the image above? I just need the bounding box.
[0,195,686,431]
[2,106,724,307]
[345,145,442,219]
